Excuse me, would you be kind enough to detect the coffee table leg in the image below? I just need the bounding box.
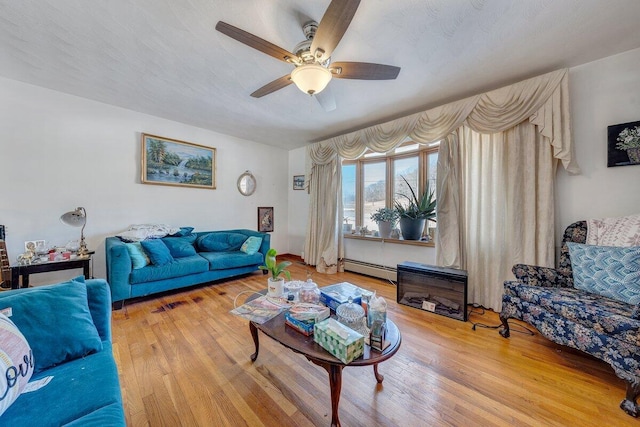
[373,363,384,383]
[249,322,260,362]
[310,360,343,427]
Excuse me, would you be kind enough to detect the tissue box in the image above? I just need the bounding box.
[313,318,364,364]
[319,282,372,312]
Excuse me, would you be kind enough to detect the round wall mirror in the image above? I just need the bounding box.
[237,171,256,196]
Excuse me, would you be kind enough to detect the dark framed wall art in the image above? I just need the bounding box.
[607,120,640,167]
[258,207,274,232]
[141,133,217,189]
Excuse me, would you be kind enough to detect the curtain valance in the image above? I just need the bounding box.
[308,68,579,174]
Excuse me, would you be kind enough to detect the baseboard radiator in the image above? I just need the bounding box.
[344,259,397,282]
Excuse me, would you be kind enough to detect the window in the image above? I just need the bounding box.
[342,142,438,238]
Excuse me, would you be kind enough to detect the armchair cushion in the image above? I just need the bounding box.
[503,281,639,346]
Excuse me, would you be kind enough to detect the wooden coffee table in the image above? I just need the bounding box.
[249,311,401,427]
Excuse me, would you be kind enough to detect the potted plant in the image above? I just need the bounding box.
[370,207,399,239]
[259,248,292,297]
[393,176,436,240]
[616,125,640,164]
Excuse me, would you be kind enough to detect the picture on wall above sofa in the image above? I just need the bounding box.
[607,120,640,167]
[141,133,217,189]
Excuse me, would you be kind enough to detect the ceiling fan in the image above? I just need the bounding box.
[215,0,400,111]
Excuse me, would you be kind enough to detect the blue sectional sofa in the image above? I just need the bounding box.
[106,229,269,308]
[0,278,125,425]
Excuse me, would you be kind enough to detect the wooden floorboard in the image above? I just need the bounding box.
[111,256,638,426]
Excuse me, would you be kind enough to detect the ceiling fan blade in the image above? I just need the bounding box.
[315,86,336,112]
[216,21,297,63]
[330,62,401,80]
[250,75,293,98]
[310,0,360,62]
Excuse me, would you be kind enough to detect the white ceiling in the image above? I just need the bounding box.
[1,0,640,150]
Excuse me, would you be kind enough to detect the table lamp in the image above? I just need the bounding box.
[60,207,88,257]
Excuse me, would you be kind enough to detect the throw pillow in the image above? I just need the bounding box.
[125,242,150,269]
[140,239,174,266]
[0,280,102,373]
[170,226,195,237]
[162,237,197,258]
[197,232,248,252]
[568,242,640,305]
[0,312,34,416]
[240,236,263,255]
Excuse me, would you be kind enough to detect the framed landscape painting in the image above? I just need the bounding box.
[293,175,305,190]
[141,133,216,189]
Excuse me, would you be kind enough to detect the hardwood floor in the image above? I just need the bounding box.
[111,256,637,426]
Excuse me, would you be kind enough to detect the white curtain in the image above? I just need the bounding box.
[438,123,556,310]
[303,154,344,274]
[304,69,577,288]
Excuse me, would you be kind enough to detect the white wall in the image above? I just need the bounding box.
[0,77,289,285]
[557,47,640,240]
[287,147,308,257]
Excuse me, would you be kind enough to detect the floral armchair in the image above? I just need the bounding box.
[499,220,640,417]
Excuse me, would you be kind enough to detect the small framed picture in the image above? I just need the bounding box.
[293,175,305,190]
[258,207,274,232]
[607,120,640,167]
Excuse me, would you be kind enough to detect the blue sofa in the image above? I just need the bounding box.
[106,229,269,308]
[499,220,640,417]
[0,278,125,425]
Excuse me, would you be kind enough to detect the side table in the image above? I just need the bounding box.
[11,252,94,289]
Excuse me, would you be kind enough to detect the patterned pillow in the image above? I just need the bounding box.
[125,242,150,269]
[568,242,640,305]
[0,312,34,416]
[240,236,263,255]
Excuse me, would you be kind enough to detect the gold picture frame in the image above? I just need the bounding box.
[141,133,216,189]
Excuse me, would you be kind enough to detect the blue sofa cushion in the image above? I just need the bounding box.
[199,251,264,270]
[0,313,34,416]
[140,239,174,266]
[503,281,639,346]
[125,242,150,269]
[197,232,247,252]
[162,236,197,258]
[0,280,102,373]
[568,242,640,305]
[1,342,125,425]
[130,255,209,284]
[170,226,195,237]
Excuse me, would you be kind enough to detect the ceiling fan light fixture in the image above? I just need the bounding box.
[290,64,332,95]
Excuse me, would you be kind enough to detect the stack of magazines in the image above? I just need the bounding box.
[284,303,330,336]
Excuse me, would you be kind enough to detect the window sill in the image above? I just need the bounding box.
[344,234,435,247]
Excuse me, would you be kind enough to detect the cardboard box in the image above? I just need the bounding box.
[319,282,373,312]
[313,318,364,364]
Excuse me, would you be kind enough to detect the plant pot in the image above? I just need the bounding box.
[267,277,285,298]
[377,221,393,239]
[627,147,640,164]
[399,217,426,240]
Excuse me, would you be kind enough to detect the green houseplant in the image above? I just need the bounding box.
[370,207,399,238]
[259,248,291,297]
[393,176,436,240]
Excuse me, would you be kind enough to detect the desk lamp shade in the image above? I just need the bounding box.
[60,207,88,256]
